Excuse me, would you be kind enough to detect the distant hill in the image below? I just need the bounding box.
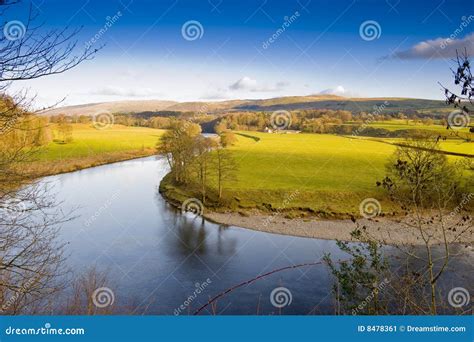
[43,100,179,116]
[42,95,450,117]
[235,96,449,114]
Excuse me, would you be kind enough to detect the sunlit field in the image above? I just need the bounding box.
[200,131,472,217]
[32,124,164,175]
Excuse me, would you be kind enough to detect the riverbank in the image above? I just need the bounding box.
[204,211,473,246]
[159,175,473,246]
[29,148,157,178]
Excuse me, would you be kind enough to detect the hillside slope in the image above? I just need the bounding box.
[43,95,449,116]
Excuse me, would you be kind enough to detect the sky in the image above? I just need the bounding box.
[4,0,474,107]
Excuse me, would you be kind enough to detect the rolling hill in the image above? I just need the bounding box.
[43,100,179,116]
[42,95,451,117]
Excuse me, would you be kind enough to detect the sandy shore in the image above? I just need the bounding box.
[205,211,473,246]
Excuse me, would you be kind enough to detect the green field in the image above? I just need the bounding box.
[345,119,471,135]
[198,132,472,218]
[35,124,472,217]
[218,132,394,216]
[33,124,164,175]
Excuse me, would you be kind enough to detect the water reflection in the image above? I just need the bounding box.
[176,215,208,254]
[44,156,472,315]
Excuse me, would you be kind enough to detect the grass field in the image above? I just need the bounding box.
[34,124,471,217]
[32,124,164,176]
[173,131,471,218]
[216,132,395,216]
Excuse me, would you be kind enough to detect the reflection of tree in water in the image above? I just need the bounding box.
[176,216,208,254]
[390,244,474,294]
[217,224,230,255]
[162,205,237,258]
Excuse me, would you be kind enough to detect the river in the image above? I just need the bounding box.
[43,156,472,315]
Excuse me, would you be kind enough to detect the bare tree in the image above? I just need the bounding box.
[63,267,115,315]
[377,139,472,314]
[192,136,216,204]
[439,49,474,141]
[56,115,74,143]
[0,0,99,314]
[214,146,237,200]
[326,139,472,315]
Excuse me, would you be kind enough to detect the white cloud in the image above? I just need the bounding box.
[229,76,258,91]
[89,86,162,97]
[390,33,474,59]
[319,85,347,96]
[228,76,289,92]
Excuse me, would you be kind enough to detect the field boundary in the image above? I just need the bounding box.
[235,132,261,142]
[345,136,474,158]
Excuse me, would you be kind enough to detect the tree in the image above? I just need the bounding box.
[192,136,216,203]
[56,115,74,143]
[157,119,201,184]
[326,140,472,315]
[32,117,52,146]
[214,146,237,200]
[0,0,98,314]
[377,139,471,314]
[219,131,237,147]
[439,49,474,140]
[324,228,389,315]
[214,119,228,134]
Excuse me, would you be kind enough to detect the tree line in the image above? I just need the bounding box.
[157,120,237,204]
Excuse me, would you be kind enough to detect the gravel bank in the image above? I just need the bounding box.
[205,211,473,246]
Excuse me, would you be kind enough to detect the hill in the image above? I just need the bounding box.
[42,95,450,117]
[43,100,179,116]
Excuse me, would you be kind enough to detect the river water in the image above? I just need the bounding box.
[44,156,472,315]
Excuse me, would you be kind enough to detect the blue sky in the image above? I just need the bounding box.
[5,0,474,106]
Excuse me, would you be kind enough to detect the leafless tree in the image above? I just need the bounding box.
[214,146,237,200]
[0,0,99,314]
[377,140,472,314]
[192,136,216,204]
[439,49,474,141]
[63,267,115,315]
[327,140,472,315]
